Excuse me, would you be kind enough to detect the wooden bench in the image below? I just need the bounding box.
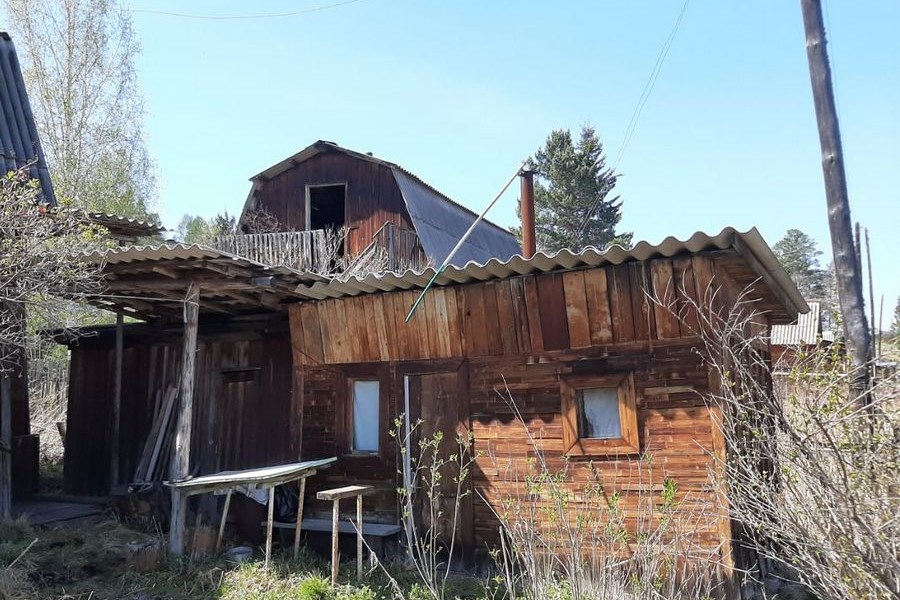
[318,485,373,585]
[269,518,402,556]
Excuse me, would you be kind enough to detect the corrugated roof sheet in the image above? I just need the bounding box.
[0,32,54,204]
[85,242,327,283]
[87,213,165,236]
[771,301,822,345]
[243,140,521,262]
[295,227,809,321]
[393,168,520,266]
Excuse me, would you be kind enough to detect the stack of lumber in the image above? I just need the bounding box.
[132,386,178,484]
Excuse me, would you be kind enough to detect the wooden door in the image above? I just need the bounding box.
[408,371,467,552]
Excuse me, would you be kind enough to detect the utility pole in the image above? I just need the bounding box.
[800,0,871,399]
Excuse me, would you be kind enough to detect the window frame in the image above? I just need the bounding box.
[560,372,639,456]
[349,378,381,454]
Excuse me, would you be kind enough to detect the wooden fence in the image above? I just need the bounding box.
[214,224,428,276]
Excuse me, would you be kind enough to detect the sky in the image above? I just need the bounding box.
[127,0,899,325]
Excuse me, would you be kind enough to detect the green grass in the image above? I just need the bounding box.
[0,519,485,600]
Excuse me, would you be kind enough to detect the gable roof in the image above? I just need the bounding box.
[243,140,521,266]
[0,32,55,204]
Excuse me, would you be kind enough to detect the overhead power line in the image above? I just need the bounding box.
[130,0,367,20]
[568,0,690,248]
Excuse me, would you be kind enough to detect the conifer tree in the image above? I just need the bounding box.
[522,126,631,252]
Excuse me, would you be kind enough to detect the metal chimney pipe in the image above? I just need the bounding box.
[519,169,536,258]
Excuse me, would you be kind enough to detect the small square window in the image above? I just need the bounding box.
[561,372,639,456]
[579,388,622,439]
[351,380,380,453]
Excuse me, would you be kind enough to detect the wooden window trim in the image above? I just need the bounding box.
[338,364,390,459]
[561,372,639,456]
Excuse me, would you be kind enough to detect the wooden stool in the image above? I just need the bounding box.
[316,485,374,585]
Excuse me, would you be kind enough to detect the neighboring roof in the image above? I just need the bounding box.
[83,243,325,318]
[87,213,165,239]
[244,140,520,264]
[0,32,55,204]
[771,301,824,345]
[293,227,809,323]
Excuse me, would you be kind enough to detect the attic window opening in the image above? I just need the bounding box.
[306,184,346,233]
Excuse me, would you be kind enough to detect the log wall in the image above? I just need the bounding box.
[287,252,770,563]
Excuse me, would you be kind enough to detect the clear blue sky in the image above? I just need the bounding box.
[128,0,899,324]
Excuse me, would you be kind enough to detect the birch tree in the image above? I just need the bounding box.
[2,0,157,221]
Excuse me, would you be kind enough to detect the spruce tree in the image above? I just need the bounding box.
[523,126,631,252]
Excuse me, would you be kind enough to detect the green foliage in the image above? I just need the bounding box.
[3,0,158,223]
[773,229,832,300]
[519,126,631,253]
[295,575,335,600]
[176,210,237,244]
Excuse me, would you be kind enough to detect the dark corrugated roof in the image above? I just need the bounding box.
[243,140,521,264]
[0,32,54,204]
[392,168,520,266]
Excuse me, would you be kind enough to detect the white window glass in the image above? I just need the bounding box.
[352,380,380,452]
[579,388,621,439]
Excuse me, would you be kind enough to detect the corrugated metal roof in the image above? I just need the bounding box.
[294,227,809,321]
[0,32,55,204]
[243,140,520,260]
[393,168,520,266]
[87,213,165,236]
[85,242,327,283]
[771,301,822,345]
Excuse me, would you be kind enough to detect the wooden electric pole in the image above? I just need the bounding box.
[800,0,871,398]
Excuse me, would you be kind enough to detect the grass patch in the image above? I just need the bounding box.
[0,519,484,600]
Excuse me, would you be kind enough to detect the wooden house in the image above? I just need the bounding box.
[59,225,806,596]
[230,140,520,271]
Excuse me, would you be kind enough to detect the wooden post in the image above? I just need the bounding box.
[800,0,872,399]
[169,283,199,556]
[265,486,275,569]
[331,499,340,586]
[293,477,306,559]
[0,375,12,520]
[110,312,124,488]
[356,494,363,581]
[216,489,232,552]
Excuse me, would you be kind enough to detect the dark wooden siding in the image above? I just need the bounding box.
[251,152,414,256]
[63,327,296,496]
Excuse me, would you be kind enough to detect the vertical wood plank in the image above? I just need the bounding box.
[494,279,519,354]
[110,312,123,487]
[371,295,390,361]
[562,271,591,348]
[536,273,571,351]
[444,287,464,357]
[481,282,503,355]
[629,262,653,342]
[608,265,636,343]
[651,259,682,339]
[432,288,453,358]
[673,257,700,335]
[294,477,306,558]
[462,284,488,356]
[508,277,532,353]
[583,268,614,344]
[523,276,544,352]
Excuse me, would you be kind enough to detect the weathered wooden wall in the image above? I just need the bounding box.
[251,152,414,256]
[287,252,769,563]
[64,324,296,496]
